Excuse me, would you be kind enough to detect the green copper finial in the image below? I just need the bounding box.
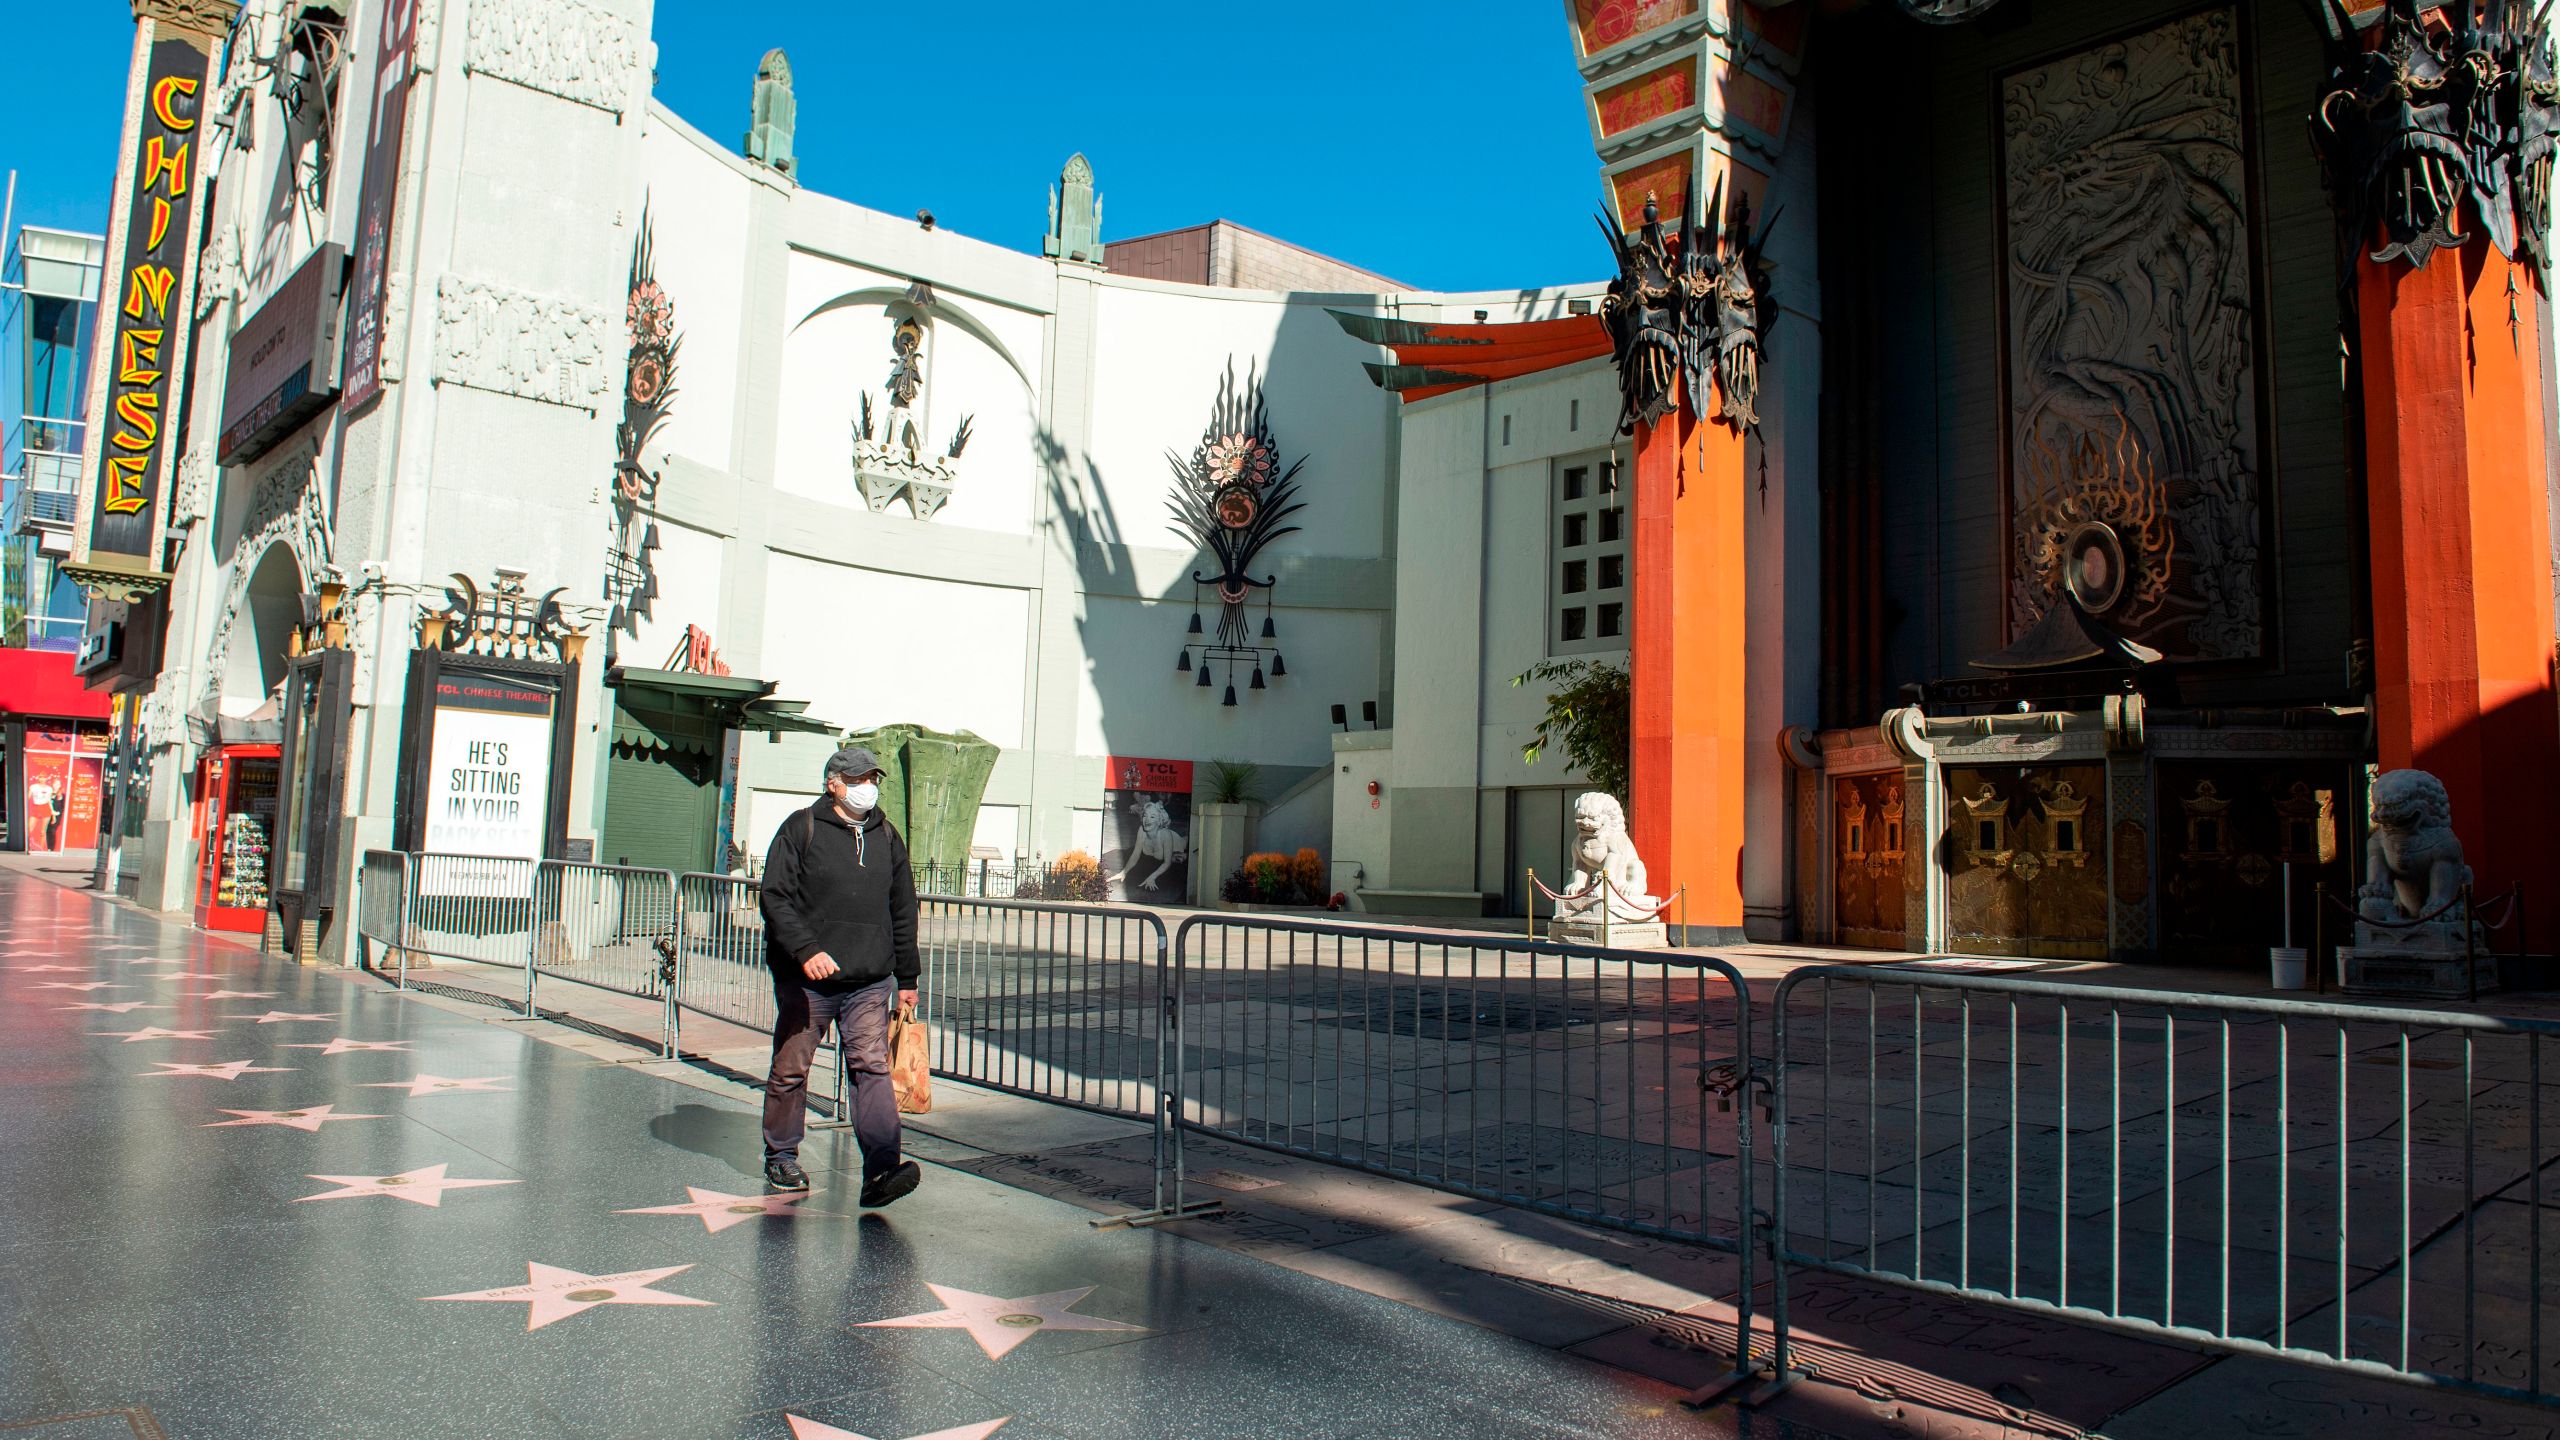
[746,48,796,178]
[1044,152,1103,264]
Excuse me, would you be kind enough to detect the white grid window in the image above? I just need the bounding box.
[1550,450,1630,656]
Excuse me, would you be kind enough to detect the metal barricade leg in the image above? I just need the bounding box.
[1092,918,1221,1229]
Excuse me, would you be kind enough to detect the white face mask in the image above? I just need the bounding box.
[841,781,880,812]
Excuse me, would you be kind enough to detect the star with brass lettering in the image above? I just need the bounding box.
[283,1038,415,1055]
[10,964,83,972]
[92,1026,223,1042]
[425,1262,713,1330]
[56,1001,167,1013]
[142,1060,294,1080]
[234,1010,338,1023]
[195,989,277,1000]
[786,1417,1010,1440]
[361,1074,513,1097]
[857,1284,1145,1360]
[298,1164,520,1207]
[204,1104,386,1131]
[617,1186,833,1233]
[36,982,128,992]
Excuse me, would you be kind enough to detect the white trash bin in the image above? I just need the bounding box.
[2270,946,2308,990]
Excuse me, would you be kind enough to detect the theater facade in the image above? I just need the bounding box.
[60,0,2560,970]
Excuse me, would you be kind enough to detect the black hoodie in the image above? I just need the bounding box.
[758,798,919,992]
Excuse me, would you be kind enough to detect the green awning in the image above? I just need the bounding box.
[606,667,840,754]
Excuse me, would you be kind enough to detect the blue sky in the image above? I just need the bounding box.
[1,3,1612,293]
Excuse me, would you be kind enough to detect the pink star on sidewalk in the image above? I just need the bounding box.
[92,1026,222,1042]
[283,1038,415,1055]
[425,1262,712,1330]
[299,1164,521,1207]
[35,981,128,991]
[787,1418,1010,1440]
[234,1010,338,1023]
[195,989,276,1000]
[858,1284,1145,1360]
[361,1074,513,1097]
[204,1104,386,1131]
[10,964,83,972]
[142,1060,294,1080]
[152,972,226,981]
[55,1001,167,1013]
[616,1186,833,1233]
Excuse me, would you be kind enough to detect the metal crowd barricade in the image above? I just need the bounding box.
[1168,912,1766,1395]
[529,860,679,1057]
[914,894,1202,1224]
[387,852,542,1012]
[1767,965,2560,1408]
[354,850,411,984]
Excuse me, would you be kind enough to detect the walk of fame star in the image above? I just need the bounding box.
[204,1104,386,1131]
[152,972,225,981]
[858,1285,1145,1360]
[616,1186,834,1233]
[142,1060,294,1080]
[425,1263,712,1330]
[91,1026,222,1042]
[787,1417,1010,1440]
[195,989,276,1000]
[10,964,82,972]
[282,1038,415,1055]
[35,981,128,991]
[234,1010,338,1023]
[361,1073,512,1097]
[55,1001,167,1013]
[298,1164,521,1207]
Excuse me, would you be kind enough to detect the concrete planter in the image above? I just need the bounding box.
[1191,801,1263,907]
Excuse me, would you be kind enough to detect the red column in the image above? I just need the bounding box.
[1630,389,1749,938]
[2358,242,2560,904]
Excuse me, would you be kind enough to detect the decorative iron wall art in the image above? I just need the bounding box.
[607,203,679,655]
[1999,8,2264,663]
[2312,0,2559,270]
[1168,362,1304,706]
[1596,178,1774,437]
[851,287,975,520]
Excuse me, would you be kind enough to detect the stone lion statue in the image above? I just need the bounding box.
[1559,792,1663,925]
[2358,769,2471,928]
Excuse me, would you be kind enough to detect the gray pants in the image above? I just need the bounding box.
[763,974,901,1176]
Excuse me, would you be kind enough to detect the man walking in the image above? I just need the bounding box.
[757,745,924,1205]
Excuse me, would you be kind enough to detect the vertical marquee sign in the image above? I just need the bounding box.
[341,0,418,411]
[66,5,230,601]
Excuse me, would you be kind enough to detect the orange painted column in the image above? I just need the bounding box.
[1630,386,1749,939]
[2358,241,2560,904]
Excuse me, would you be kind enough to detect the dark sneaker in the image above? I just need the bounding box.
[859,1160,921,1208]
[764,1158,811,1191]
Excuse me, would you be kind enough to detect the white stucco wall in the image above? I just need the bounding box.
[759,551,1031,749]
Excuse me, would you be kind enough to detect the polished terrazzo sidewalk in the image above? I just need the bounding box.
[0,872,1710,1440]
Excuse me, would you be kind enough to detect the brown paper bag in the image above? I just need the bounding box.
[888,1003,932,1114]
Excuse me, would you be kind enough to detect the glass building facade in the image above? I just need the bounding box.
[2,225,104,652]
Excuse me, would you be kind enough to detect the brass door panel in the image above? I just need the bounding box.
[2155,761,2354,966]
[1832,773,1907,949]
[1945,765,2108,959]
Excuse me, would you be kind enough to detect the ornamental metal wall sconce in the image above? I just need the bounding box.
[1169,361,1305,706]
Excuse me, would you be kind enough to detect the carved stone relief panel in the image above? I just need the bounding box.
[464,0,640,114]
[1999,7,2264,662]
[431,275,615,411]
